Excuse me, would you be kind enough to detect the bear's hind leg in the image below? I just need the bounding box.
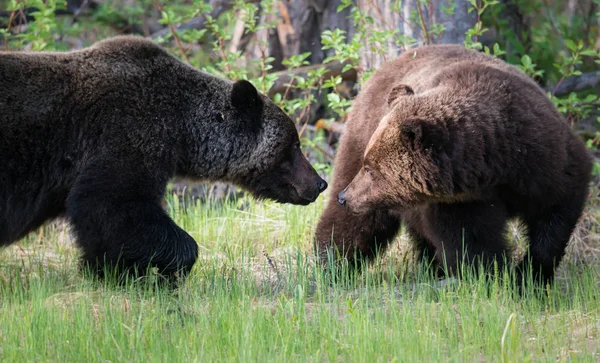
[519,195,587,287]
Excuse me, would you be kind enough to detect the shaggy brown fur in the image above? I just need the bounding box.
[315,44,592,286]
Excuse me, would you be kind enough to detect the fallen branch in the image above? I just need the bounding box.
[547,71,600,97]
[267,61,358,98]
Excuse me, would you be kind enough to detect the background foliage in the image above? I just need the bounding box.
[3,0,600,185]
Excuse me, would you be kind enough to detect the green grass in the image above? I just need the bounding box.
[0,192,599,362]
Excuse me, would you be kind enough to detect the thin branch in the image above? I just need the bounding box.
[153,0,191,64]
[415,1,431,44]
[69,0,91,25]
[267,61,357,98]
[541,0,568,53]
[547,72,600,97]
[4,10,17,50]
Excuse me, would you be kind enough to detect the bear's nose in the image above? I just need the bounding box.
[317,179,328,193]
[337,191,346,206]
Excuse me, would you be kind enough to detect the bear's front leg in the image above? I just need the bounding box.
[75,199,198,286]
[66,158,198,286]
[423,201,512,280]
[314,130,401,271]
[315,200,401,269]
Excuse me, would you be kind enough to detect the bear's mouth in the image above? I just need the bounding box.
[251,182,316,206]
[278,184,316,205]
[290,182,320,204]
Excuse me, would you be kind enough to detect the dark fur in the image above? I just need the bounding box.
[0,36,327,284]
[315,44,592,287]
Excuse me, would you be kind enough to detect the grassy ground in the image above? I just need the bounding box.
[0,191,599,362]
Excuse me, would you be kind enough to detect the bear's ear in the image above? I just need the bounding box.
[400,119,446,153]
[387,83,414,106]
[231,80,264,115]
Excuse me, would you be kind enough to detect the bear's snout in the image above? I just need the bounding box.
[290,147,328,203]
[335,180,373,214]
[318,179,328,193]
[296,176,327,202]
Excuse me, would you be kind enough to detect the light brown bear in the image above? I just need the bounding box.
[315,44,592,286]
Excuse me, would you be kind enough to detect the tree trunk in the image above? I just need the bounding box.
[233,0,354,68]
[223,0,478,72]
[355,0,476,70]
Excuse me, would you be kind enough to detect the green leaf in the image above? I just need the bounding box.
[592,161,600,176]
[327,93,341,104]
[564,39,577,52]
[521,55,532,68]
[580,49,598,57]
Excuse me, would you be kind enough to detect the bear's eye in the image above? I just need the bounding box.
[364,166,371,174]
[295,141,300,149]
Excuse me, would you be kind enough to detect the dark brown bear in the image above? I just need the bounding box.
[315,44,592,286]
[0,36,327,285]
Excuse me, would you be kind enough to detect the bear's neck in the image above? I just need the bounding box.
[174,74,257,183]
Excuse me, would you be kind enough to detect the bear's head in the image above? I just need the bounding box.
[226,80,328,205]
[338,83,455,214]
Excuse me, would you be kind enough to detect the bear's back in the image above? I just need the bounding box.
[346,45,562,155]
[0,36,203,191]
[0,36,198,130]
[343,45,529,149]
[370,45,540,98]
